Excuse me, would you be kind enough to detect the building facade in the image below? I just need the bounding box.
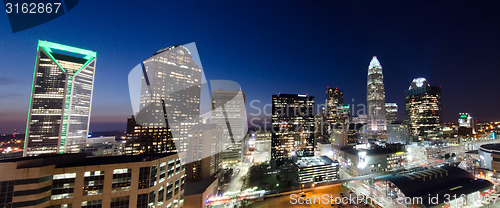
[24,40,97,156]
[479,143,500,171]
[405,78,443,140]
[271,94,315,163]
[125,115,176,155]
[211,90,246,165]
[342,145,406,176]
[366,56,387,139]
[295,156,339,184]
[127,44,202,156]
[387,122,410,144]
[0,153,184,208]
[254,132,271,163]
[385,103,398,124]
[325,88,344,126]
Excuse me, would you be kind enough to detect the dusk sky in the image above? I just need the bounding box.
[1,0,500,133]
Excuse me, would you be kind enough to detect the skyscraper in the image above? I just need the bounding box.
[271,94,315,163]
[211,89,246,165]
[124,115,175,155]
[324,87,346,145]
[405,78,443,140]
[325,87,344,124]
[127,44,202,156]
[366,56,387,139]
[458,113,476,135]
[24,40,97,156]
[385,103,398,124]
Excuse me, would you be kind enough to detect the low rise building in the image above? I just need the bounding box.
[407,141,464,162]
[342,144,406,176]
[0,153,184,208]
[479,143,500,171]
[376,166,493,208]
[294,156,339,184]
[315,142,334,157]
[184,178,218,208]
[80,136,125,157]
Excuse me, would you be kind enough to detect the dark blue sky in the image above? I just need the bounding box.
[1,0,500,133]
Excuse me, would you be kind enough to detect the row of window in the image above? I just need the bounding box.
[51,162,184,200]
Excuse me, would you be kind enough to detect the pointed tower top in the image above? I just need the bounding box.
[369,56,382,69]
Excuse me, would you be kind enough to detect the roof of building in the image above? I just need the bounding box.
[377,166,493,207]
[295,156,338,168]
[184,178,217,196]
[341,144,405,156]
[480,143,500,154]
[368,56,382,69]
[0,153,178,169]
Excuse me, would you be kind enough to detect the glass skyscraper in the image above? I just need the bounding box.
[24,40,97,156]
[211,89,246,165]
[366,56,387,139]
[326,87,344,124]
[405,77,442,140]
[127,44,202,157]
[385,103,398,124]
[271,93,315,164]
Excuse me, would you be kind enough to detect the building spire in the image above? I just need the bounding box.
[369,56,382,69]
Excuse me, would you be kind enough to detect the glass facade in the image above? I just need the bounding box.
[51,173,76,200]
[0,180,14,207]
[271,94,315,162]
[81,199,102,208]
[127,44,202,156]
[83,171,105,196]
[25,40,96,156]
[138,166,151,189]
[112,168,131,192]
[211,89,246,164]
[405,78,443,140]
[110,196,129,208]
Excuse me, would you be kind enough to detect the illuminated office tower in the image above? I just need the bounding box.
[405,78,443,140]
[458,113,474,128]
[271,94,315,164]
[366,56,387,139]
[129,45,202,155]
[323,88,345,143]
[24,40,96,156]
[211,89,246,165]
[458,113,476,135]
[325,87,344,124]
[385,103,398,124]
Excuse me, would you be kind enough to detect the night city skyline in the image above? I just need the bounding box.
[2,0,500,134]
[3,1,500,208]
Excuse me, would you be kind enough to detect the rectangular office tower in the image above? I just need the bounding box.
[211,90,246,165]
[271,94,315,164]
[127,45,202,158]
[24,41,97,156]
[405,78,443,140]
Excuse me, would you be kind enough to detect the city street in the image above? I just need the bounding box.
[247,184,366,208]
[225,154,254,193]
